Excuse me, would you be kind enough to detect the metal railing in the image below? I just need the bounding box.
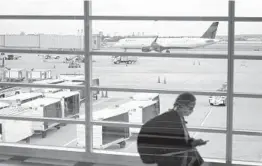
[0,0,261,166]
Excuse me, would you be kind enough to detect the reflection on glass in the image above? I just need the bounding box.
[192,133,225,160]
[233,98,262,131]
[233,135,262,163]
[234,60,262,94]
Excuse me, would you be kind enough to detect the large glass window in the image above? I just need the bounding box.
[0,1,262,166]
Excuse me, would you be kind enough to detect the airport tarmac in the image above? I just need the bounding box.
[3,42,262,163]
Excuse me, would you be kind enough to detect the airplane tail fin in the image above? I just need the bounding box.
[153,36,158,43]
[201,22,219,39]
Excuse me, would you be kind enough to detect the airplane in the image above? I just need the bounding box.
[114,22,220,53]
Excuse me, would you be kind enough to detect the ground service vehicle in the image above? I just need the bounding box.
[209,82,227,106]
[113,56,137,64]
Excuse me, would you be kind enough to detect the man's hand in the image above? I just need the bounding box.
[191,139,209,147]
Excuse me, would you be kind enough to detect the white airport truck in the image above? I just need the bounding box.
[112,56,137,64]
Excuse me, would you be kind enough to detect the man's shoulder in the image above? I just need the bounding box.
[141,110,180,129]
[149,110,179,122]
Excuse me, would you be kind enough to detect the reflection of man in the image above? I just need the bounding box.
[137,92,207,166]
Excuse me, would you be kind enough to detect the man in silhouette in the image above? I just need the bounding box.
[137,92,208,166]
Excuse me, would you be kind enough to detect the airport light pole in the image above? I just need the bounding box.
[78,29,83,51]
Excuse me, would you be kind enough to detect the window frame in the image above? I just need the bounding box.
[0,0,261,166]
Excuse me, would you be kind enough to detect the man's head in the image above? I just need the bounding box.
[173,92,196,116]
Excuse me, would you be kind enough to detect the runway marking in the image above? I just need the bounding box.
[63,138,77,147]
[193,106,213,138]
[200,107,213,126]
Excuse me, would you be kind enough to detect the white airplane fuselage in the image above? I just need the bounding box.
[114,37,219,50]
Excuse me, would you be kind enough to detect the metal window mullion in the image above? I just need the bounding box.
[84,0,93,153]
[91,120,226,134]
[234,55,262,60]
[0,116,85,125]
[235,17,262,22]
[89,16,228,21]
[90,86,227,96]
[226,0,235,164]
[90,51,227,59]
[0,48,84,55]
[0,82,84,90]
[91,86,262,99]
[0,15,84,20]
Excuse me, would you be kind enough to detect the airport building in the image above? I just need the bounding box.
[0,34,101,50]
[0,0,261,166]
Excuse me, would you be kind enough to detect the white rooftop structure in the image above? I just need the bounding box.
[0,93,43,102]
[131,93,159,101]
[22,97,61,108]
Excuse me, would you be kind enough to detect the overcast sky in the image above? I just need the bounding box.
[0,0,261,36]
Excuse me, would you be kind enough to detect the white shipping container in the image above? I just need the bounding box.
[76,125,103,149]
[31,79,65,92]
[4,69,24,79]
[59,74,84,81]
[123,100,158,134]
[35,88,62,94]
[44,91,80,118]
[131,93,159,101]
[77,107,130,149]
[0,92,43,105]
[32,78,64,84]
[57,81,84,98]
[131,93,160,114]
[28,69,52,80]
[28,71,43,80]
[46,70,52,79]
[21,98,63,138]
[0,106,34,143]
[0,87,21,98]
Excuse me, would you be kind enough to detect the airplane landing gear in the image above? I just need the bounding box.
[166,50,170,53]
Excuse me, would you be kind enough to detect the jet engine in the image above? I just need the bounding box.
[141,46,152,52]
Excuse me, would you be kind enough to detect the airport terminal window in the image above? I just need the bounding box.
[0,1,262,166]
